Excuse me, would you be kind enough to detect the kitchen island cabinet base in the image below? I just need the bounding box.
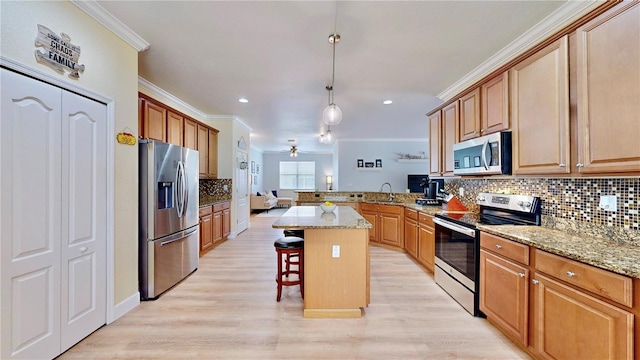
[303,228,370,318]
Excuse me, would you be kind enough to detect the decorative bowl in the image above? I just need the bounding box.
[320,204,336,213]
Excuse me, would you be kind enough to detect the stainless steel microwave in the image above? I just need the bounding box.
[453,131,512,175]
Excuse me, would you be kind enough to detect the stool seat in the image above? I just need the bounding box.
[283,229,304,238]
[274,236,304,249]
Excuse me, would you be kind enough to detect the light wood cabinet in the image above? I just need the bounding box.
[459,88,481,141]
[510,36,570,175]
[481,72,509,135]
[479,233,530,347]
[532,273,633,360]
[575,2,640,174]
[428,104,457,177]
[138,94,219,178]
[199,206,213,255]
[199,201,231,256]
[208,129,218,179]
[417,213,434,272]
[166,111,184,146]
[404,209,418,258]
[142,99,166,142]
[183,118,197,150]
[360,203,403,249]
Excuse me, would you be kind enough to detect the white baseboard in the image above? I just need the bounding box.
[109,292,140,324]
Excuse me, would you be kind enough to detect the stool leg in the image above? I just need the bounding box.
[299,249,304,299]
[276,250,283,301]
[285,253,290,275]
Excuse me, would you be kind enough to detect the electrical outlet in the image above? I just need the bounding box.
[223,184,228,191]
[459,187,465,197]
[332,245,340,258]
[598,195,617,212]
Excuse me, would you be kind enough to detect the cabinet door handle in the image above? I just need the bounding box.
[559,163,566,167]
[566,271,576,277]
[532,279,539,285]
[518,273,525,278]
[495,244,502,249]
[576,163,584,168]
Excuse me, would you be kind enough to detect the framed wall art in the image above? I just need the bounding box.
[251,161,255,173]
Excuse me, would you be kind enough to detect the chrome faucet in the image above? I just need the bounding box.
[380,182,395,202]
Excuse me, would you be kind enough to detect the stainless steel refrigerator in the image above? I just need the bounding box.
[139,140,199,300]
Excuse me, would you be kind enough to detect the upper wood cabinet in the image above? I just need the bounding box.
[428,104,457,177]
[141,99,166,142]
[575,2,640,174]
[459,88,481,141]
[183,118,197,150]
[481,72,509,135]
[510,36,570,175]
[138,93,219,178]
[166,111,184,146]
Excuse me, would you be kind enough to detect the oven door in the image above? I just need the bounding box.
[433,217,478,284]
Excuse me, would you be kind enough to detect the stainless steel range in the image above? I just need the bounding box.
[433,193,541,316]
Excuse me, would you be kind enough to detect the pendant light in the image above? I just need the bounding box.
[323,33,342,126]
[324,127,335,144]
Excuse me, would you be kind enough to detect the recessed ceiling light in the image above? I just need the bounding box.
[383,100,393,105]
[239,98,248,103]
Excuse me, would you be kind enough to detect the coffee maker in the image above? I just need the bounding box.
[416,176,443,205]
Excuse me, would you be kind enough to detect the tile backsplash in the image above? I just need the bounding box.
[199,178,233,205]
[445,177,639,245]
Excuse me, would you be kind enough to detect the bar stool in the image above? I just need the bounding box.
[274,236,304,301]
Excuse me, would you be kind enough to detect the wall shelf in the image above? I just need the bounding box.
[396,158,428,163]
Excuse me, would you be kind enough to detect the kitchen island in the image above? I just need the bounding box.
[272,206,372,318]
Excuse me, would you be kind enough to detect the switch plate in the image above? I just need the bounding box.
[598,195,617,212]
[332,245,340,258]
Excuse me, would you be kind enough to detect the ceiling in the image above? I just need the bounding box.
[96,1,569,153]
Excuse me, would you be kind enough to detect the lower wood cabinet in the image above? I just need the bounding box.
[417,213,434,272]
[199,201,230,256]
[480,231,636,360]
[360,203,403,249]
[404,209,418,258]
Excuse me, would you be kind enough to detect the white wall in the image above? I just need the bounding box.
[336,140,429,193]
[1,1,139,305]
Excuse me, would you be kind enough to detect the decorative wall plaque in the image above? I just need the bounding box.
[35,24,85,79]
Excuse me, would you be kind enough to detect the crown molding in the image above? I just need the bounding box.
[71,1,149,52]
[339,138,428,143]
[138,76,252,130]
[437,0,603,102]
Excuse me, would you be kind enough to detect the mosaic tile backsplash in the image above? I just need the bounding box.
[199,178,233,206]
[445,177,640,245]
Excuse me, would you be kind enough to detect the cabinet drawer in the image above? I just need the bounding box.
[405,208,418,221]
[361,203,402,215]
[480,232,529,265]
[535,249,632,307]
[418,213,434,227]
[213,201,230,212]
[199,205,212,216]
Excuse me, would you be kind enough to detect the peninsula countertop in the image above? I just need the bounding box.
[272,206,372,230]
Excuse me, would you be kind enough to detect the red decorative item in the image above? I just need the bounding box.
[442,197,467,212]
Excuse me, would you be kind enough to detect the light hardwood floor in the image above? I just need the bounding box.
[59,214,530,359]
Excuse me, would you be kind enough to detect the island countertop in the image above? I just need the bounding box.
[272,206,372,229]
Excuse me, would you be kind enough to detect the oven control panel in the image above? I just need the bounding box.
[476,193,539,213]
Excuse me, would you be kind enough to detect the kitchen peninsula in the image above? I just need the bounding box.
[272,206,372,318]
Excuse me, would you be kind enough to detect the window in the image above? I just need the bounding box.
[279,161,315,190]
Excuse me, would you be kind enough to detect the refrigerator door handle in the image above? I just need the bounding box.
[181,161,188,216]
[176,161,185,217]
[158,227,198,246]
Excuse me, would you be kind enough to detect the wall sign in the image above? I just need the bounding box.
[35,24,85,79]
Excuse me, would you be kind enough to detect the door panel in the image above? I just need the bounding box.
[60,91,107,352]
[1,68,62,359]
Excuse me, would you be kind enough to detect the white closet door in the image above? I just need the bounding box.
[1,68,108,359]
[59,90,107,351]
[1,69,63,359]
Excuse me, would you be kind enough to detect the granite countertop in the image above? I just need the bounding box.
[199,197,232,207]
[272,206,372,230]
[478,224,640,279]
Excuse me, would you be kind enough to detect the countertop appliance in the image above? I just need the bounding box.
[139,140,199,300]
[433,192,541,316]
[415,177,444,205]
[453,131,512,176]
